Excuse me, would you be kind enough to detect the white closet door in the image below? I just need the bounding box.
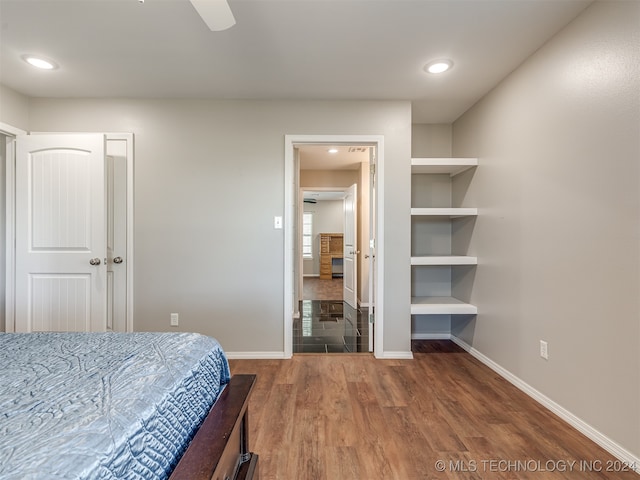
[15,134,107,332]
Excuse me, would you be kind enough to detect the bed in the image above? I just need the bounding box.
[0,332,258,480]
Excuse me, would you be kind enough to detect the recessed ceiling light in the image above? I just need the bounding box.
[22,55,58,70]
[424,59,453,74]
[328,148,338,154]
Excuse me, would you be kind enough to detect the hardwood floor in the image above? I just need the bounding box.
[229,341,639,479]
[303,277,343,301]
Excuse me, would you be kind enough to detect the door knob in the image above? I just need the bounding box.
[89,258,101,266]
[113,256,123,264]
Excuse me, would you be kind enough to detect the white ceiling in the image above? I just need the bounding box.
[0,0,592,123]
[303,191,346,202]
[299,145,370,171]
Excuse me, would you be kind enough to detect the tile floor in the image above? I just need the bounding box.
[293,300,370,353]
[295,277,370,353]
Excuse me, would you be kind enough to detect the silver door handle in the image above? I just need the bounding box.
[113,257,123,264]
[89,258,101,266]
[364,254,370,258]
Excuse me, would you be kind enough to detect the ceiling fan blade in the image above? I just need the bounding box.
[189,0,236,31]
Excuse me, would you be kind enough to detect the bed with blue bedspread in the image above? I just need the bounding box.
[0,332,257,480]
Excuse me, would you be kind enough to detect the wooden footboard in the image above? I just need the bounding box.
[169,374,258,480]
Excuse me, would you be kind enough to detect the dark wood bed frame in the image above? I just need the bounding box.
[169,374,258,480]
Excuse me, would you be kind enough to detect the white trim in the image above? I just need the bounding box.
[411,333,451,340]
[1,123,25,332]
[225,351,288,360]
[4,137,17,331]
[0,123,26,136]
[450,334,640,473]
[303,273,320,278]
[284,139,295,358]
[378,351,414,359]
[301,186,350,195]
[285,135,385,358]
[374,136,384,359]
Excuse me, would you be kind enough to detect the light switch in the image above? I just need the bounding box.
[274,216,283,229]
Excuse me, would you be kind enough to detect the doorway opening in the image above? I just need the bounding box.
[298,186,367,353]
[284,135,385,358]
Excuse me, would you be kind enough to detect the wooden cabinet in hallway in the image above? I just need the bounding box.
[319,233,343,280]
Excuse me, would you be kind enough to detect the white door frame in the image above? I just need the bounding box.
[1,122,27,334]
[3,127,135,332]
[284,134,384,358]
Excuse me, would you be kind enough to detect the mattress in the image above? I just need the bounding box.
[0,332,230,480]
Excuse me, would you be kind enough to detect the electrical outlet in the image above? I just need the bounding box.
[170,313,179,327]
[540,340,548,360]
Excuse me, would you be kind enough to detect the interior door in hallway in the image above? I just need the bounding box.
[106,138,129,333]
[15,134,107,332]
[343,183,357,308]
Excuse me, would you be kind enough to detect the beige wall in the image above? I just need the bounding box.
[300,169,358,188]
[23,99,412,354]
[411,124,452,158]
[452,0,639,459]
[0,84,30,131]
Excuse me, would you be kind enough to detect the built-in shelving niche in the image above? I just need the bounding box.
[411,158,478,331]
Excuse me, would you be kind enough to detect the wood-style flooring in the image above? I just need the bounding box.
[229,340,639,479]
[303,277,343,301]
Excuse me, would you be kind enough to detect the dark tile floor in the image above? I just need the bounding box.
[293,300,370,353]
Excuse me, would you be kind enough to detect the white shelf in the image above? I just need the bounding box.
[411,297,477,315]
[411,158,478,176]
[411,207,477,218]
[410,156,478,323]
[411,255,477,266]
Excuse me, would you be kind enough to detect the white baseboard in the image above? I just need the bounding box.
[412,333,451,340]
[449,335,640,474]
[225,351,288,359]
[378,351,414,359]
[303,274,319,277]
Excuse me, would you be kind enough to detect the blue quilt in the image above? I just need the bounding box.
[0,332,230,479]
